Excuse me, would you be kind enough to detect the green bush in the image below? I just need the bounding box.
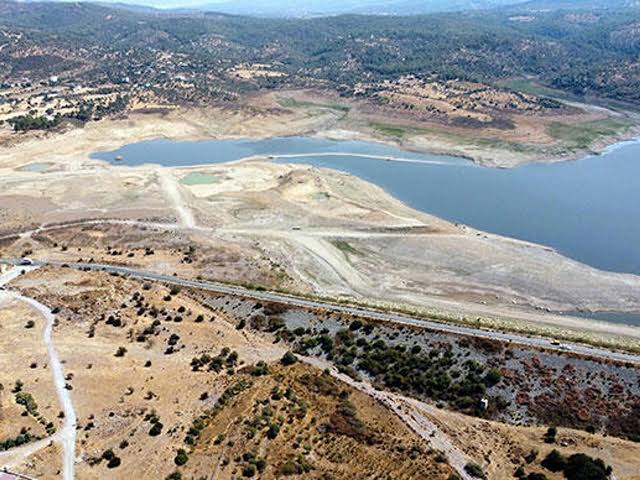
[564,453,612,480]
[483,368,502,387]
[174,448,189,466]
[527,473,547,480]
[15,391,38,416]
[281,351,298,366]
[541,450,567,472]
[464,462,486,479]
[267,423,280,439]
[149,422,163,436]
[242,464,256,477]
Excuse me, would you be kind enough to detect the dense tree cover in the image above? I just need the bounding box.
[1,1,639,104]
[7,113,61,132]
[282,324,504,416]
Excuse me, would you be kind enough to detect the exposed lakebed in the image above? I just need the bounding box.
[92,136,640,277]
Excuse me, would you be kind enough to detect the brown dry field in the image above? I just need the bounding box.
[186,363,456,480]
[426,405,640,480]
[1,267,639,479]
[255,89,640,167]
[1,267,458,479]
[4,266,286,479]
[0,301,59,440]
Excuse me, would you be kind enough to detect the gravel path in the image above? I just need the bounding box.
[0,267,77,480]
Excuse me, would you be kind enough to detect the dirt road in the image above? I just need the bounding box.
[302,356,475,479]
[0,267,77,480]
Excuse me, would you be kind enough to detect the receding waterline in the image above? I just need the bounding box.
[91,136,640,276]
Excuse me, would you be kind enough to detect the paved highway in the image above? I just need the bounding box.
[2,258,639,365]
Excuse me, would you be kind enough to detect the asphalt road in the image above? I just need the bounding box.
[2,258,639,365]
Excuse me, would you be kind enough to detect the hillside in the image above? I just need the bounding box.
[194,0,531,17]
[1,0,640,105]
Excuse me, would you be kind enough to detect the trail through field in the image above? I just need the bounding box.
[157,168,196,228]
[0,267,77,480]
[302,356,475,480]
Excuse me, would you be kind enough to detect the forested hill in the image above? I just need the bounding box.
[1,0,640,105]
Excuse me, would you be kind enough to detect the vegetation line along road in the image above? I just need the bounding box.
[3,258,638,366]
[0,267,77,480]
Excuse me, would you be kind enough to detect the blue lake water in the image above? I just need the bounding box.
[92,136,640,276]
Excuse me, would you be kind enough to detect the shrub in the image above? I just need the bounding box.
[564,453,612,480]
[349,320,363,331]
[281,351,298,366]
[102,449,115,461]
[149,422,163,436]
[15,392,38,416]
[267,423,280,439]
[115,347,127,357]
[464,462,486,479]
[242,464,256,477]
[541,450,567,472]
[483,368,502,387]
[544,426,557,444]
[527,473,547,480]
[174,448,189,466]
[524,449,538,464]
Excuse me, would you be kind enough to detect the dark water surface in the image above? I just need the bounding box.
[92,136,640,276]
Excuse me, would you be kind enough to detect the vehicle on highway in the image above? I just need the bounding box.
[19,257,34,266]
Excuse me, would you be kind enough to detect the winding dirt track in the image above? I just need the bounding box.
[302,356,474,479]
[0,267,77,480]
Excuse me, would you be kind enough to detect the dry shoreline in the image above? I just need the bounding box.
[1,106,639,352]
[1,101,639,170]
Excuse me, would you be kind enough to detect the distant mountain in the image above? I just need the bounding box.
[514,0,640,10]
[192,0,532,17]
[13,0,640,17]
[16,0,533,17]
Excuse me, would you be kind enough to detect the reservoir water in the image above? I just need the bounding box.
[92,136,640,276]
